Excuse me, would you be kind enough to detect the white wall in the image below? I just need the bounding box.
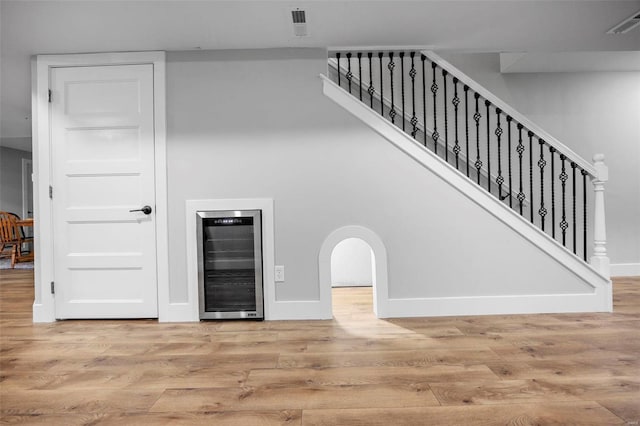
[437,52,640,267]
[0,146,31,216]
[166,48,597,308]
[331,238,373,287]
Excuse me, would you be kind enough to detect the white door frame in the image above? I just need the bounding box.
[21,158,33,219]
[32,52,168,322]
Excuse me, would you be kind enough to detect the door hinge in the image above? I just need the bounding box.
[48,89,52,103]
[50,281,55,294]
[49,185,53,199]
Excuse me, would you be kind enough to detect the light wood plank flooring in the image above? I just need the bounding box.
[1,270,638,425]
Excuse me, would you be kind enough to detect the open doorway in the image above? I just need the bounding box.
[21,159,33,253]
[331,238,373,288]
[318,225,389,318]
[331,238,374,317]
[21,159,33,220]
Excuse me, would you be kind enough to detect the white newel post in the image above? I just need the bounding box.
[590,153,610,278]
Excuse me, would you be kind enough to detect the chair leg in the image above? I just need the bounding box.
[10,245,17,268]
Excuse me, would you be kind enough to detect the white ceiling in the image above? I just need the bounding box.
[2,0,640,151]
[500,51,640,73]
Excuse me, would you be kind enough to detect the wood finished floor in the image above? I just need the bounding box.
[1,270,638,425]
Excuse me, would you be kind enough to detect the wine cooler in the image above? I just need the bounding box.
[196,210,264,320]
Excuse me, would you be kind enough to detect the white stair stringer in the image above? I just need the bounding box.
[321,74,612,317]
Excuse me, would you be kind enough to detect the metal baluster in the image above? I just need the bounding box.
[538,139,547,230]
[336,52,341,87]
[559,154,568,246]
[378,52,384,117]
[421,54,427,147]
[495,109,504,199]
[506,116,513,208]
[357,52,363,101]
[486,100,491,193]
[400,52,405,131]
[443,69,449,162]
[529,131,534,223]
[346,52,353,94]
[431,62,439,154]
[516,124,525,215]
[549,146,556,239]
[367,52,374,108]
[465,85,470,177]
[410,52,418,138]
[452,78,461,169]
[388,52,396,124]
[571,162,577,254]
[582,169,588,261]
[474,93,482,185]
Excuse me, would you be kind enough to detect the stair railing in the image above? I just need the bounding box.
[328,49,609,276]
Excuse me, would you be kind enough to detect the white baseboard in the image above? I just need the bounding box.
[610,263,640,277]
[386,289,612,318]
[32,302,54,322]
[268,300,332,320]
[261,287,612,320]
[161,300,330,322]
[160,302,198,322]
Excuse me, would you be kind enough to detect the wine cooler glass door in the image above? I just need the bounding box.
[197,210,263,319]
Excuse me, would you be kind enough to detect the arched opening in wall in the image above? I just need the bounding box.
[318,226,389,319]
[330,238,374,316]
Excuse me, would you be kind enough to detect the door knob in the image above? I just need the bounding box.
[129,205,152,215]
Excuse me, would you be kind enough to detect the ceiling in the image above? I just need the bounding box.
[2,0,639,151]
[500,51,640,73]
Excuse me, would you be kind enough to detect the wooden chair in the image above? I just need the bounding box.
[0,211,34,268]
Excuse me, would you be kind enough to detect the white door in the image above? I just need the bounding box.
[50,64,158,319]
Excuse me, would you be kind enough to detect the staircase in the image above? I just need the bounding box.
[322,49,611,315]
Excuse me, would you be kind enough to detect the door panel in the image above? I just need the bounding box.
[68,269,147,299]
[67,223,144,253]
[65,79,141,114]
[67,175,142,206]
[51,64,158,319]
[66,127,140,161]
